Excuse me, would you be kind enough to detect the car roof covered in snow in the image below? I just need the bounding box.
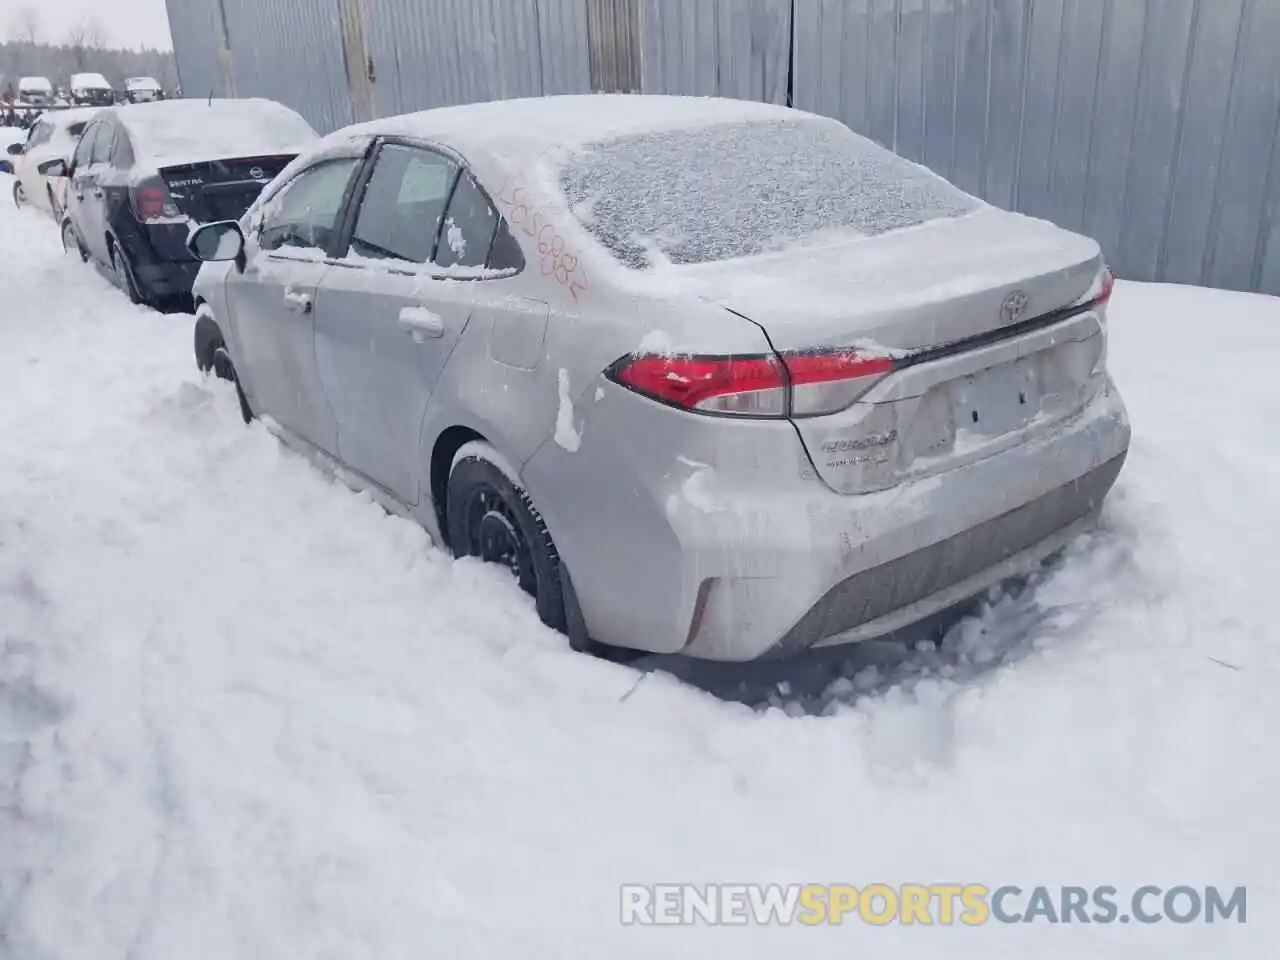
[70,73,111,89]
[126,77,160,89]
[41,107,102,130]
[331,94,812,157]
[112,98,319,169]
[19,76,52,90]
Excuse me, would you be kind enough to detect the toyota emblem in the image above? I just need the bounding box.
[1000,290,1030,325]
[248,166,266,180]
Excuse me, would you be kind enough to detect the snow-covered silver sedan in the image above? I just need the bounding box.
[187,95,1130,662]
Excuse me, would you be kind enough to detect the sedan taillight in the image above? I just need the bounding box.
[607,348,898,418]
[131,179,180,222]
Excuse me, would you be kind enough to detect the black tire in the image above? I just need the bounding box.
[212,344,254,424]
[12,181,25,208]
[194,308,229,377]
[47,185,59,220]
[62,220,87,261]
[447,447,567,634]
[111,241,147,305]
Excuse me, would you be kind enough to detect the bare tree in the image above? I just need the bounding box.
[65,17,106,70]
[9,6,41,45]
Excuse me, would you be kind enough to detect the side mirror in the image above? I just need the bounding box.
[6,142,22,156]
[37,157,66,177]
[188,220,246,267]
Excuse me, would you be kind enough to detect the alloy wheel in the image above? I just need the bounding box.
[464,485,537,595]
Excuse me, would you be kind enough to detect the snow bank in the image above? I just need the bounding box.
[0,187,1276,960]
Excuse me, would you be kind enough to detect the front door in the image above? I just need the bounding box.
[313,142,497,503]
[226,157,363,452]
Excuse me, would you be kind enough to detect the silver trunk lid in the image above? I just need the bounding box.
[682,208,1108,494]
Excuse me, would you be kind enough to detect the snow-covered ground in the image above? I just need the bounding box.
[1,187,1276,959]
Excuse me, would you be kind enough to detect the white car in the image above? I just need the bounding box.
[7,108,100,217]
[125,77,163,103]
[18,76,54,107]
[70,73,114,107]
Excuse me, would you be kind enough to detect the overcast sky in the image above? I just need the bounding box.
[1,0,172,50]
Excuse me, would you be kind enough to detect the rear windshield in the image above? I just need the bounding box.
[559,118,980,269]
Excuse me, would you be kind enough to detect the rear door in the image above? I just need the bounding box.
[66,121,108,261]
[226,155,364,452]
[312,140,492,503]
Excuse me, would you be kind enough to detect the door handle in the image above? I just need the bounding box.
[398,306,444,340]
[283,289,312,314]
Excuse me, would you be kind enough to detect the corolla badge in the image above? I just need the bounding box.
[1000,289,1030,325]
[248,166,266,180]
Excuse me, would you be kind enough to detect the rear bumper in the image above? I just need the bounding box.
[119,222,200,296]
[683,383,1130,661]
[133,258,200,297]
[772,452,1123,656]
[538,379,1130,662]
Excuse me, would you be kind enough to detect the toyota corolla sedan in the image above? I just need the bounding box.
[187,94,1130,662]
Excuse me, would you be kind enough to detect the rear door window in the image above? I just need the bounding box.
[26,122,51,149]
[110,129,134,168]
[72,124,99,168]
[349,143,458,264]
[90,123,115,165]
[258,158,360,253]
[435,170,499,269]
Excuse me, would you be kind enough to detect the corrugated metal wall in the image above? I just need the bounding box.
[165,0,1280,294]
[792,0,1280,294]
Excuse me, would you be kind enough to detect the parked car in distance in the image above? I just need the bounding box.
[125,77,164,103]
[18,76,53,107]
[185,94,1131,662]
[69,73,114,107]
[8,107,99,217]
[52,97,318,304]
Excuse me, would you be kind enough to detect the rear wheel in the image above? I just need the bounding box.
[111,241,147,305]
[12,181,25,207]
[61,221,87,261]
[447,442,567,634]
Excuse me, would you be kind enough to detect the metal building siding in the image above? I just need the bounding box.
[164,0,222,98]
[792,0,1280,294]
[165,0,1280,294]
[638,0,791,102]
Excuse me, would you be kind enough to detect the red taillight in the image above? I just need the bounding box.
[784,350,897,417]
[132,181,180,222]
[611,353,789,415]
[1091,266,1115,309]
[608,348,897,418]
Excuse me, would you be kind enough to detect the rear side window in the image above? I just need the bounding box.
[67,122,87,138]
[72,124,99,167]
[26,122,51,148]
[350,143,457,264]
[90,124,115,165]
[435,170,498,269]
[110,129,134,167]
[258,158,360,253]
